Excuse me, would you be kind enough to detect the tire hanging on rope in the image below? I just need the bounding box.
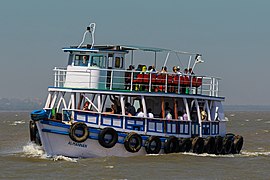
[124,132,142,153]
[69,122,89,143]
[164,136,179,154]
[144,136,161,154]
[192,137,204,154]
[215,136,223,155]
[29,120,42,146]
[222,136,232,154]
[231,135,244,154]
[203,136,215,154]
[178,138,192,152]
[98,127,118,148]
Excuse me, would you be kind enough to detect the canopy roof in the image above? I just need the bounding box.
[63,44,199,56]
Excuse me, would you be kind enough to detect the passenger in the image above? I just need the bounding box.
[160,66,167,73]
[83,101,90,111]
[125,65,134,90]
[136,64,143,71]
[109,95,121,114]
[147,108,154,118]
[147,66,152,72]
[136,108,145,117]
[141,65,147,74]
[125,102,136,116]
[105,104,117,114]
[82,56,89,66]
[165,109,172,120]
[176,66,181,74]
[201,110,207,121]
[183,68,188,75]
[183,111,188,120]
[151,65,156,72]
[172,66,177,73]
[165,102,172,113]
[188,68,194,75]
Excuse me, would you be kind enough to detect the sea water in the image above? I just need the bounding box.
[0,110,269,180]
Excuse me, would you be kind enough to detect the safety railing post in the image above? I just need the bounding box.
[110,70,113,90]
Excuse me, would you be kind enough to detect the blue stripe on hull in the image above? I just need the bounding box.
[39,120,168,147]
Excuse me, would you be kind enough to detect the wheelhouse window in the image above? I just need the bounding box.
[74,55,89,66]
[91,55,105,68]
[115,57,123,68]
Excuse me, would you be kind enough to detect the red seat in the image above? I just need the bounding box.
[142,74,150,84]
[182,76,190,86]
[156,74,166,84]
[150,73,157,84]
[133,74,143,83]
[192,77,202,87]
[167,75,174,85]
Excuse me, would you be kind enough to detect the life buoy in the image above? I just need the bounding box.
[192,137,204,154]
[215,136,223,155]
[29,120,42,145]
[231,135,244,154]
[222,136,232,154]
[164,136,178,154]
[124,132,142,153]
[69,122,89,143]
[178,138,192,152]
[144,136,161,154]
[31,109,47,121]
[98,127,118,148]
[203,136,215,154]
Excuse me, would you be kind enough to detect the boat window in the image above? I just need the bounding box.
[108,54,113,68]
[133,99,141,112]
[68,54,74,65]
[115,57,123,68]
[74,55,89,66]
[91,55,105,68]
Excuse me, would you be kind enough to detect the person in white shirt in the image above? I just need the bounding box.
[183,110,188,120]
[166,110,172,120]
[136,108,145,117]
[147,108,154,118]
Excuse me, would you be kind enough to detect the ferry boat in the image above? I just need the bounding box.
[29,22,243,158]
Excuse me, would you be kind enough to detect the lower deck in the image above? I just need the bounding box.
[47,108,226,138]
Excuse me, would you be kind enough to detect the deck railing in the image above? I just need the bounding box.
[53,67,221,97]
[59,109,221,137]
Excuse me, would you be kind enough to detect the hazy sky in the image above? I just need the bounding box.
[0,0,269,105]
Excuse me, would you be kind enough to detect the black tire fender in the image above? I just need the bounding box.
[178,138,192,152]
[69,122,89,143]
[203,136,215,154]
[222,136,233,154]
[164,136,179,154]
[98,127,118,148]
[231,135,244,154]
[215,136,223,155]
[192,137,204,154]
[29,120,37,142]
[124,132,142,153]
[144,136,161,154]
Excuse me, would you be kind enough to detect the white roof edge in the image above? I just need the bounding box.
[62,48,99,52]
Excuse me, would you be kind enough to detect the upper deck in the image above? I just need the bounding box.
[53,67,222,98]
[51,23,222,99]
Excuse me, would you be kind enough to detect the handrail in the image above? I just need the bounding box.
[53,67,222,97]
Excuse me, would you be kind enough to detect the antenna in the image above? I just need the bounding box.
[191,54,204,71]
[77,22,96,48]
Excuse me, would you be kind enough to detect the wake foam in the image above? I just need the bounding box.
[240,151,270,157]
[22,142,77,162]
[22,142,45,158]
[10,120,26,126]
